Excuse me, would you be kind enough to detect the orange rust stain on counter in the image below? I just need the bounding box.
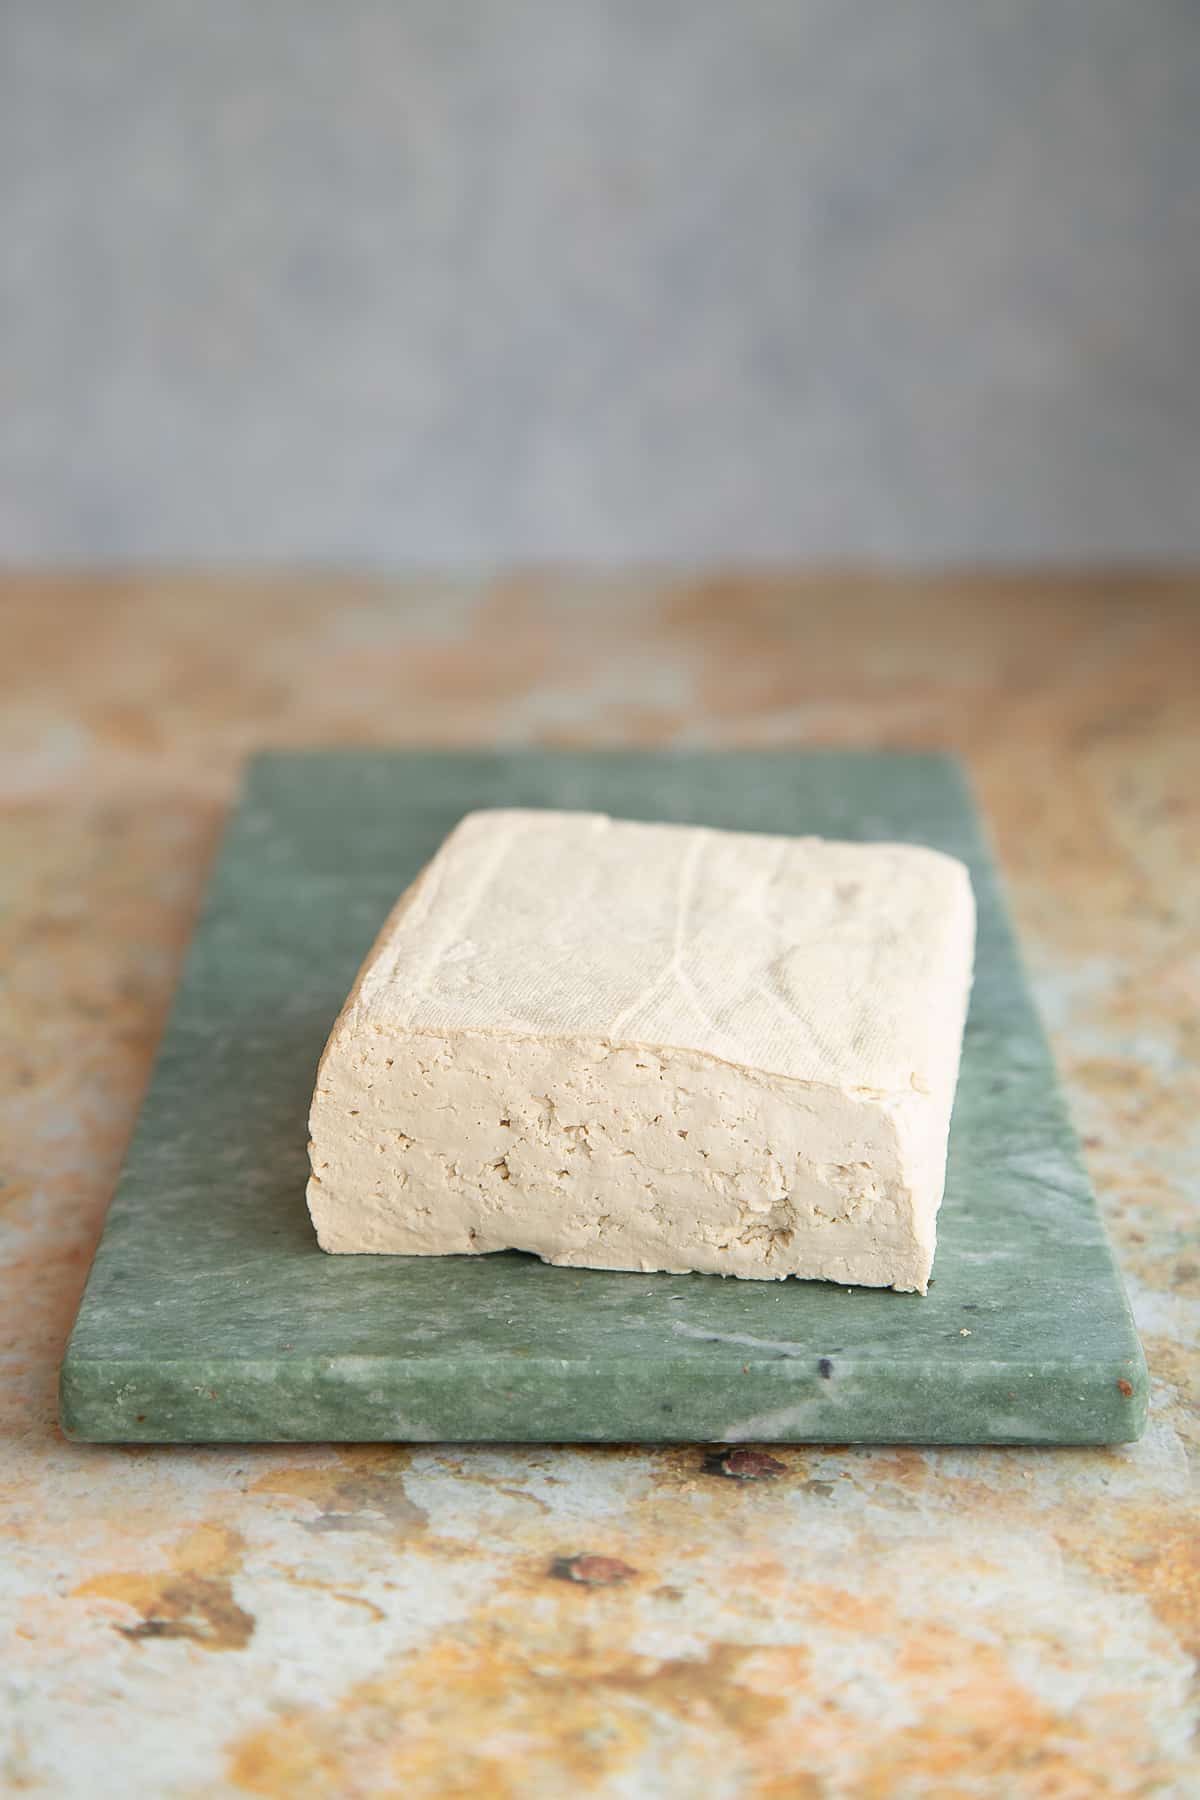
[221,1581,1180,1800]
[1056,1509,1200,1665]
[855,1634,1113,1800]
[250,1447,427,1535]
[226,1627,787,1799]
[73,1523,254,1652]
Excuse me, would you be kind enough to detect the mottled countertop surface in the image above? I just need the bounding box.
[2,574,1197,1796]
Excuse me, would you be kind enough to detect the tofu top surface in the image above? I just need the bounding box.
[352,809,975,1097]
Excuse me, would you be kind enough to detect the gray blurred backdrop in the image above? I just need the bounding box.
[3,0,1198,564]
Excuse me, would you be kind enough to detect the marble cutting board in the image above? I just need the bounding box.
[60,750,1147,1445]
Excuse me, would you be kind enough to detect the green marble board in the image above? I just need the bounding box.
[60,750,1147,1445]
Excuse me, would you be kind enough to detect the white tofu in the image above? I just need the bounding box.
[307,810,975,1292]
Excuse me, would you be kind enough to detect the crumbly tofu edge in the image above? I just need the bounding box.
[307,1016,957,1294]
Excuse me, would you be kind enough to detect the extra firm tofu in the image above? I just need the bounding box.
[307,810,975,1292]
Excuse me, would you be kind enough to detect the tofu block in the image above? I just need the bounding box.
[307,810,975,1292]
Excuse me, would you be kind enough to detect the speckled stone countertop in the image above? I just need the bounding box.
[2,575,1197,1796]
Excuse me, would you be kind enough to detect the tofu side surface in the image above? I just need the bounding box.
[307,810,976,1292]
